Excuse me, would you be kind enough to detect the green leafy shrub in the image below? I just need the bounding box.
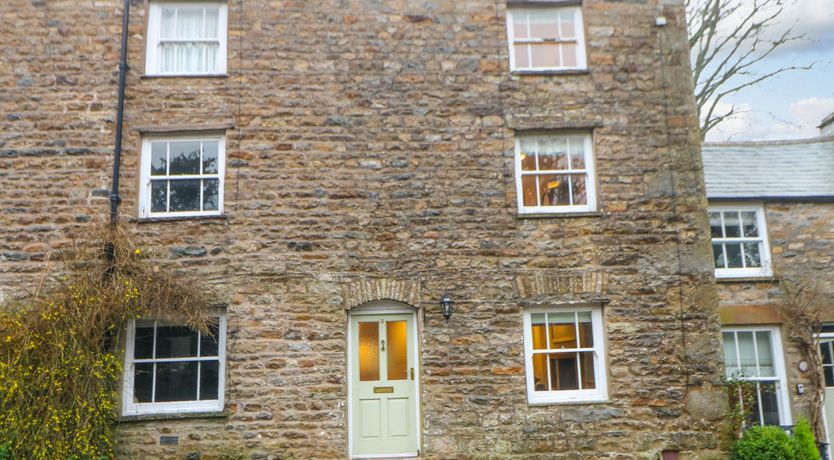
[0,224,215,459]
[732,425,798,460]
[792,418,821,460]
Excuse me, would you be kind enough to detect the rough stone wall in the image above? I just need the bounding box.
[1,0,726,458]
[717,202,834,425]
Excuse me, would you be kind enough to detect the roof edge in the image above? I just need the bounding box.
[707,195,834,203]
[819,112,834,129]
[704,135,834,147]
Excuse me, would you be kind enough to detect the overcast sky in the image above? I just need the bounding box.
[701,0,834,142]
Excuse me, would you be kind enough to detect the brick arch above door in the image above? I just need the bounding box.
[341,278,421,311]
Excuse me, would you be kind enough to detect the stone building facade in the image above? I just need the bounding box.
[1,0,727,458]
[702,129,834,455]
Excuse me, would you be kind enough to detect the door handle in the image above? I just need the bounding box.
[410,367,414,380]
[380,339,385,351]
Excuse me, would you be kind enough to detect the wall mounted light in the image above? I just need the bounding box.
[440,294,454,320]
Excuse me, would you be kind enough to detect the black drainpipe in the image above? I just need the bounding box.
[106,0,130,268]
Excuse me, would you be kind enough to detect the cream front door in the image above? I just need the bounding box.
[350,313,418,458]
[820,338,834,457]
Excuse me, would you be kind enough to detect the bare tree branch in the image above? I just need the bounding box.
[686,0,813,140]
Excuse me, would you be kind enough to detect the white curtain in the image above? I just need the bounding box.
[159,7,220,74]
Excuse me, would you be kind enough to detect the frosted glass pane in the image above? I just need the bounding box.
[359,322,380,381]
[386,321,407,380]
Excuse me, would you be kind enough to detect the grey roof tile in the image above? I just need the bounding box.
[701,136,834,199]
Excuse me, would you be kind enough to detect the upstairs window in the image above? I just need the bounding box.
[709,204,772,278]
[139,135,225,218]
[523,306,608,404]
[122,316,227,416]
[506,6,587,71]
[146,2,228,76]
[515,133,597,214]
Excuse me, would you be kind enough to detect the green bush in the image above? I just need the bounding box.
[732,425,798,460]
[0,443,10,460]
[792,418,821,460]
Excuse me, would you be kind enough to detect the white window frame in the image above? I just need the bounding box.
[816,331,834,459]
[122,315,227,416]
[506,6,587,72]
[514,132,597,214]
[709,203,772,279]
[522,305,608,404]
[145,2,228,76]
[139,134,226,219]
[722,326,792,427]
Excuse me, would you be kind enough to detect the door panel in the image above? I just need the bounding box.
[387,398,409,438]
[351,314,418,457]
[359,399,382,439]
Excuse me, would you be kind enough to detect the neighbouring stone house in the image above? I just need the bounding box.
[702,117,834,456]
[1,0,727,458]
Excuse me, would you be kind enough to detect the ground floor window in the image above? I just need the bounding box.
[122,315,226,416]
[522,305,607,404]
[722,327,791,426]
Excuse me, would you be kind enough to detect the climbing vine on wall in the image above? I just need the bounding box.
[0,224,215,459]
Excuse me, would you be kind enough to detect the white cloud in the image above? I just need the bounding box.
[789,96,834,127]
[694,0,834,57]
[705,97,834,142]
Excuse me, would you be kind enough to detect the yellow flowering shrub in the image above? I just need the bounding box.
[0,224,215,459]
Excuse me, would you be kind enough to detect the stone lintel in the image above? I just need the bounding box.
[719,303,783,325]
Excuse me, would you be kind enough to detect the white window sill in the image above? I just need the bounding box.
[142,73,228,79]
[517,211,602,219]
[511,68,589,76]
[119,409,229,423]
[527,396,609,406]
[715,274,777,284]
[715,269,774,281]
[136,213,227,224]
